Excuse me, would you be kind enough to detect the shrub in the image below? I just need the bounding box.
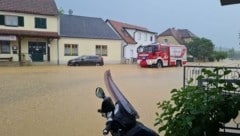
[155,68,240,136]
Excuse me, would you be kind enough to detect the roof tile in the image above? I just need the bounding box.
[107,19,156,44]
[0,0,58,16]
[158,28,197,44]
[60,15,121,40]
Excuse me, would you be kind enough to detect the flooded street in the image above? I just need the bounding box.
[0,60,239,136]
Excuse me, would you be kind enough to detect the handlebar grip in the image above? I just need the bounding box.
[103,121,112,135]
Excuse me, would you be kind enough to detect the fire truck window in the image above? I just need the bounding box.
[137,46,143,53]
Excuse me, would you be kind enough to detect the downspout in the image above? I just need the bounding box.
[57,38,59,65]
[132,30,137,63]
[57,15,60,65]
[123,44,128,58]
[122,44,128,64]
[17,35,22,66]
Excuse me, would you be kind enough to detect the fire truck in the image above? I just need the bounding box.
[137,43,187,68]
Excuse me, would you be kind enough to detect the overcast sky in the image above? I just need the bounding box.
[55,0,240,50]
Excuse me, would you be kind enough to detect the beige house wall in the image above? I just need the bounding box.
[156,36,179,45]
[0,11,58,63]
[58,38,122,65]
[0,11,58,32]
[2,38,57,62]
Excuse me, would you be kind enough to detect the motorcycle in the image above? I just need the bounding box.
[95,70,159,136]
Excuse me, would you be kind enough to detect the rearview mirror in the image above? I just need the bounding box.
[95,87,105,99]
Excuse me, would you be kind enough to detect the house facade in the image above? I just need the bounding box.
[156,28,197,45]
[0,0,59,64]
[106,20,156,63]
[59,15,122,65]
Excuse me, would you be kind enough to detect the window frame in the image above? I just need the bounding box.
[5,15,18,26]
[35,17,47,29]
[96,45,108,56]
[150,36,153,42]
[0,15,24,27]
[64,44,78,56]
[0,41,10,54]
[144,33,147,41]
[164,39,169,43]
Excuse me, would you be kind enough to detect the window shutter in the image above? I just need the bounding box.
[18,16,24,26]
[0,15,5,25]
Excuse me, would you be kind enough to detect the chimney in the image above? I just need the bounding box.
[68,9,73,15]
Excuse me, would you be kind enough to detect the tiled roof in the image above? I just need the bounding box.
[0,29,58,38]
[60,15,121,40]
[106,19,156,44]
[0,0,58,16]
[178,29,196,38]
[157,28,197,44]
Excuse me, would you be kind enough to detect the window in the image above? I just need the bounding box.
[35,17,46,29]
[0,15,24,27]
[64,44,78,56]
[144,33,147,41]
[5,16,18,26]
[150,36,153,42]
[138,32,141,40]
[0,41,10,54]
[164,39,169,43]
[96,45,107,56]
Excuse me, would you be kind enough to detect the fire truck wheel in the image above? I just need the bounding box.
[176,60,182,67]
[156,61,162,68]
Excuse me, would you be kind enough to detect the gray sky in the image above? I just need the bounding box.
[55,0,240,50]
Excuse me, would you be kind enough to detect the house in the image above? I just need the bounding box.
[59,15,122,65]
[0,0,59,64]
[156,28,197,45]
[106,19,156,63]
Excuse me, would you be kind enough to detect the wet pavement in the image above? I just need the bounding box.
[0,60,239,136]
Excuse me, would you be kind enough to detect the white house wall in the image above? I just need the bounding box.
[124,29,155,59]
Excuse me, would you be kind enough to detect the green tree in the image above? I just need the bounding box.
[186,37,215,61]
[213,51,228,61]
[58,7,64,15]
[228,48,236,59]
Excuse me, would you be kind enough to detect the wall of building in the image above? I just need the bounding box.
[0,37,55,62]
[124,29,156,59]
[0,11,58,32]
[58,37,122,65]
[156,36,179,45]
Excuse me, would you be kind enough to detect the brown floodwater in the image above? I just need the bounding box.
[0,60,239,136]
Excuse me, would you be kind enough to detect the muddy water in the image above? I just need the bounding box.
[0,60,239,136]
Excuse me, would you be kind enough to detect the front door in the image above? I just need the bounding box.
[28,42,46,62]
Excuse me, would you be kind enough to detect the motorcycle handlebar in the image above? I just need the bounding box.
[103,121,112,135]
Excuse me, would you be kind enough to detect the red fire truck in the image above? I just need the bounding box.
[137,43,187,68]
